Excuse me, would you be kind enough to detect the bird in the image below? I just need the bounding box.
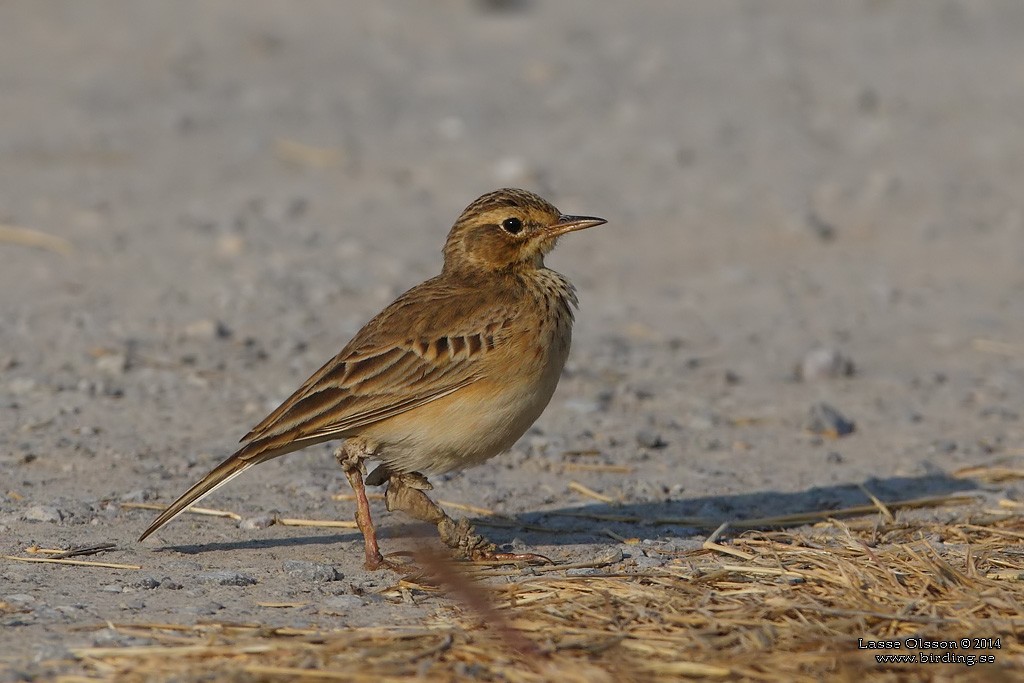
[139,188,606,570]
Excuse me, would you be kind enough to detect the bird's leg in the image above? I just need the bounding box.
[385,471,552,565]
[335,442,392,571]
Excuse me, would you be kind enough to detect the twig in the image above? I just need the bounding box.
[567,481,616,504]
[0,224,74,255]
[4,556,140,570]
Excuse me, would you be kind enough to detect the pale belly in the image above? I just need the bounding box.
[362,341,568,476]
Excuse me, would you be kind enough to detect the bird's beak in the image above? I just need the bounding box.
[546,214,607,238]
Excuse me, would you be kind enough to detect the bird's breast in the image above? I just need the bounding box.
[363,271,577,476]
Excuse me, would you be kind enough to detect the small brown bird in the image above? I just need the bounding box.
[139,188,606,570]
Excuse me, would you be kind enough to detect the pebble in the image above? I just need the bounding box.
[660,538,704,552]
[91,628,151,647]
[635,429,667,449]
[687,413,718,431]
[100,584,123,593]
[186,602,224,616]
[805,402,856,438]
[198,570,257,586]
[182,318,218,340]
[283,560,343,582]
[806,210,836,241]
[239,514,277,530]
[23,505,64,523]
[95,354,127,375]
[697,436,722,451]
[122,489,158,503]
[631,555,665,570]
[796,347,855,381]
[320,595,365,615]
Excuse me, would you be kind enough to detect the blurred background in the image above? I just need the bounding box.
[5,2,1024,674]
[3,0,1024,539]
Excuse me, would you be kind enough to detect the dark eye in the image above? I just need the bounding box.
[501,217,523,234]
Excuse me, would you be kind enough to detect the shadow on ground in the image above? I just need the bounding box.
[150,473,979,555]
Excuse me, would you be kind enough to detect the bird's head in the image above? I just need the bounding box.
[442,188,605,274]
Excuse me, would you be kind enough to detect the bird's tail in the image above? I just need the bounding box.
[138,446,267,542]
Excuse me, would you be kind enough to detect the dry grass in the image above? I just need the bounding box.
[46,496,1024,683]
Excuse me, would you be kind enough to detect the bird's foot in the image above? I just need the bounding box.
[384,473,553,566]
[364,551,415,573]
[442,518,552,565]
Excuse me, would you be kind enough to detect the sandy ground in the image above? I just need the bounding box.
[3,1,1024,678]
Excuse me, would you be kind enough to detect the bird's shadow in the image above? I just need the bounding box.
[151,472,980,555]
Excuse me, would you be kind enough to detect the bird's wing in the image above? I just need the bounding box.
[138,277,518,543]
[239,276,517,450]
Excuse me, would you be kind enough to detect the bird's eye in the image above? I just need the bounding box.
[501,217,523,234]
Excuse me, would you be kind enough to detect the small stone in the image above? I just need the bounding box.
[239,514,277,531]
[135,577,161,590]
[826,451,844,464]
[930,439,957,454]
[660,538,704,552]
[121,489,157,503]
[687,413,718,431]
[95,354,128,375]
[186,602,224,616]
[282,560,342,582]
[979,406,1019,421]
[796,347,855,381]
[565,567,605,576]
[807,211,836,241]
[182,319,218,340]
[100,584,123,593]
[698,436,723,451]
[159,577,183,590]
[23,505,64,523]
[805,403,855,438]
[91,628,150,647]
[632,555,665,570]
[636,429,667,449]
[218,234,245,256]
[320,595,364,615]
[198,570,257,586]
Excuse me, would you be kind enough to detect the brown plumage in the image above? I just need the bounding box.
[139,188,606,569]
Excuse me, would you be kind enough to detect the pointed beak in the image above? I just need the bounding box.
[547,214,607,238]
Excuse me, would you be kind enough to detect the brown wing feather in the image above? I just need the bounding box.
[239,274,517,451]
[140,275,520,542]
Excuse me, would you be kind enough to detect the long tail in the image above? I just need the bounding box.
[137,436,311,542]
[137,449,258,541]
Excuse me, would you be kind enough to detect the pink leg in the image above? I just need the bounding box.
[335,444,402,571]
